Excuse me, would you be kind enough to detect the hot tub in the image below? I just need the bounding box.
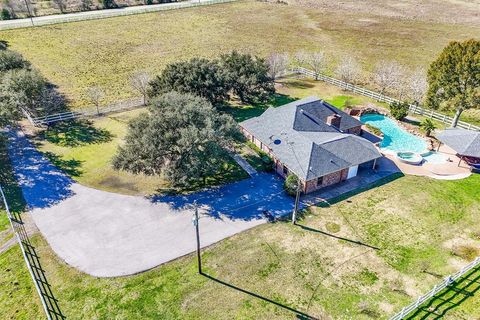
[396,151,423,165]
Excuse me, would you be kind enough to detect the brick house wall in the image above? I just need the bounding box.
[304,168,349,193]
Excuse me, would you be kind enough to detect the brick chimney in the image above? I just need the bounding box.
[326,114,342,129]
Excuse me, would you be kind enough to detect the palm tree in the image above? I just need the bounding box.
[420,118,437,137]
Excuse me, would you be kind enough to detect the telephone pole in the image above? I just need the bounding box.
[192,202,202,274]
[292,179,301,225]
[23,0,35,26]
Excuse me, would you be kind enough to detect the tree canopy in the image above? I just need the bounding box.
[426,39,480,127]
[113,92,241,186]
[148,58,229,105]
[221,51,274,104]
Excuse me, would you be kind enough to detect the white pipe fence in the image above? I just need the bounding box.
[30,97,144,126]
[0,185,65,319]
[389,256,480,319]
[293,67,480,132]
[0,0,238,30]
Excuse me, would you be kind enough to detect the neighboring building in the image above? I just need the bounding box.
[240,97,382,194]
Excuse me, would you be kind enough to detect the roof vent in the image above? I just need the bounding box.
[273,139,281,145]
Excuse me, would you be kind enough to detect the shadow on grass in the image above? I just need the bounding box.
[295,224,380,250]
[279,79,315,90]
[157,159,249,195]
[42,152,83,177]
[42,120,113,147]
[405,265,480,319]
[222,93,296,122]
[316,172,404,208]
[201,272,320,320]
[0,135,26,214]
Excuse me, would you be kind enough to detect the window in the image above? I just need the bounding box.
[282,165,288,175]
[317,176,324,186]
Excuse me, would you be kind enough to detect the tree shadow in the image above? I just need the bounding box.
[279,79,315,90]
[42,152,83,177]
[221,93,296,122]
[0,40,8,51]
[0,135,26,214]
[42,120,113,147]
[295,224,380,250]
[201,272,320,320]
[405,265,480,319]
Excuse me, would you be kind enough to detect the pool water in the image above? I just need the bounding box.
[422,151,448,164]
[360,114,427,153]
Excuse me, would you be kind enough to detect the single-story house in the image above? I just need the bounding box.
[240,97,382,194]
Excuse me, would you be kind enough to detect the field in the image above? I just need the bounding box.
[1,0,479,109]
[1,172,480,319]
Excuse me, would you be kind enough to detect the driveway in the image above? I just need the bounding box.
[5,129,295,277]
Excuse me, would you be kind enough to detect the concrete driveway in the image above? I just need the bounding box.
[6,130,295,277]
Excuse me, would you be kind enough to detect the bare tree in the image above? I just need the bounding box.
[267,53,289,81]
[87,86,104,115]
[52,0,67,13]
[130,71,151,105]
[335,55,361,85]
[305,51,329,80]
[293,50,307,68]
[408,69,428,105]
[372,60,404,96]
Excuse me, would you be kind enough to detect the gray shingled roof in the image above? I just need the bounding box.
[437,128,480,158]
[240,97,382,180]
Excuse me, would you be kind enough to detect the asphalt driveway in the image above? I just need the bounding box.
[6,129,295,277]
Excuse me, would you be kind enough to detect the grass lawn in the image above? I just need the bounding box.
[1,0,478,109]
[1,174,479,319]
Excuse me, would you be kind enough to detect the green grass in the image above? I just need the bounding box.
[1,174,480,319]
[1,0,478,109]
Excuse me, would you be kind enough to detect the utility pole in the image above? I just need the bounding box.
[292,179,301,225]
[192,202,202,274]
[23,0,35,27]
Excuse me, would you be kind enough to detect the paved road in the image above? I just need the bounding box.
[5,129,295,277]
[0,0,236,30]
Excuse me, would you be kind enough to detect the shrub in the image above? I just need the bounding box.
[284,174,300,197]
[1,8,11,20]
[389,101,409,120]
[365,123,383,137]
[420,118,437,137]
[0,50,30,72]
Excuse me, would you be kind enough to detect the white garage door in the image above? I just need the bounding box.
[347,165,358,179]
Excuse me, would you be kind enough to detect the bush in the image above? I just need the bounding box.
[284,174,300,197]
[365,123,383,137]
[0,50,30,72]
[1,8,11,20]
[389,101,409,120]
[420,118,437,137]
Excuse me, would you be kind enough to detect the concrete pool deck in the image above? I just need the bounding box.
[382,144,472,180]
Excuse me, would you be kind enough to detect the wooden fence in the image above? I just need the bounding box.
[293,67,480,131]
[0,185,65,319]
[390,257,480,320]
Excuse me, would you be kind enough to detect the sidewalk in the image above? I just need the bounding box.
[0,0,236,30]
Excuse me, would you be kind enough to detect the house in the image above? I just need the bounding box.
[240,97,382,194]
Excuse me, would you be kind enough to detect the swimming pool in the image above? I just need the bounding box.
[360,114,447,164]
[360,113,427,153]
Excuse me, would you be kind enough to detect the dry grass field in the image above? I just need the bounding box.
[0,0,478,108]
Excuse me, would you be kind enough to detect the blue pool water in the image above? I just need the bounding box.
[360,114,427,153]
